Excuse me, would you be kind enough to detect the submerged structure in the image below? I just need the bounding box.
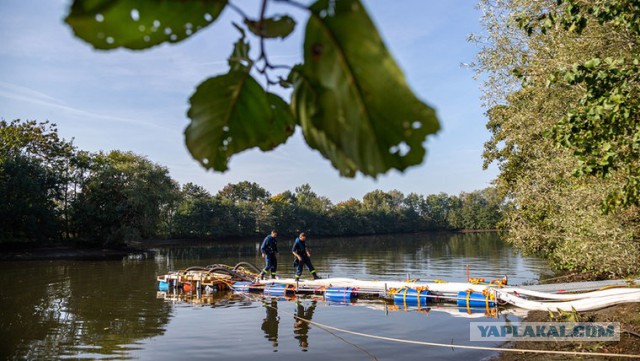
[156,262,640,313]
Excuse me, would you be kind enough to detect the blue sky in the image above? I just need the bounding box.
[0,0,496,202]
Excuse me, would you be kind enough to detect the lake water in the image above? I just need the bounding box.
[0,232,551,360]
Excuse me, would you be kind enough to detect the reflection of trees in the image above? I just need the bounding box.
[261,298,279,348]
[306,232,544,283]
[150,232,518,281]
[146,233,535,286]
[0,257,172,359]
[66,259,172,353]
[0,264,73,359]
[293,300,316,350]
[152,242,262,271]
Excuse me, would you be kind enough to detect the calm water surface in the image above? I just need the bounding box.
[0,232,550,360]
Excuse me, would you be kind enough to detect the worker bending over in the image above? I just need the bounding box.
[292,232,320,280]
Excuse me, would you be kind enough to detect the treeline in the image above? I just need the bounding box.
[172,182,502,239]
[0,119,503,247]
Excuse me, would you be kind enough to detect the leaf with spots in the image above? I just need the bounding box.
[244,15,296,39]
[65,0,227,50]
[185,70,295,172]
[292,0,440,177]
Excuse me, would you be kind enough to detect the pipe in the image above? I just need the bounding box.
[497,289,640,311]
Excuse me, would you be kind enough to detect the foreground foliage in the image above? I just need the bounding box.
[65,0,439,178]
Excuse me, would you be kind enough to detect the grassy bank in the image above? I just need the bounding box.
[496,272,640,360]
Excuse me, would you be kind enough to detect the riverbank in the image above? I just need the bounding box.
[495,272,640,360]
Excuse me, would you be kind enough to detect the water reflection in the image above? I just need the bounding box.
[1,232,548,360]
[262,298,279,348]
[150,232,550,285]
[0,257,172,360]
[154,287,528,358]
[293,300,317,350]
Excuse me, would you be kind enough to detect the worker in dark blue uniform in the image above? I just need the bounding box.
[292,232,320,280]
[259,230,279,279]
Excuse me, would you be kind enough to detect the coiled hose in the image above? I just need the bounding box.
[182,262,261,282]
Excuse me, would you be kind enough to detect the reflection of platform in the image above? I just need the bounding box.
[156,290,237,306]
[156,287,517,319]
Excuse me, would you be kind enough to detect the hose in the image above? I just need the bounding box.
[497,289,640,311]
[233,261,261,274]
[500,286,640,301]
[182,266,210,273]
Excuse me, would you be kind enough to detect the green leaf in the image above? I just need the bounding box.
[292,0,440,177]
[66,0,227,50]
[584,58,601,69]
[291,67,359,176]
[244,15,296,39]
[265,93,297,147]
[185,70,295,172]
[563,71,576,82]
[229,24,251,71]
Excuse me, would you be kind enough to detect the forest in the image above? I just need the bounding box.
[0,119,503,248]
[474,0,640,276]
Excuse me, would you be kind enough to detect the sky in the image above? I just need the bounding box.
[0,0,497,203]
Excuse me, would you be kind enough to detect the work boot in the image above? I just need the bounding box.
[313,273,321,280]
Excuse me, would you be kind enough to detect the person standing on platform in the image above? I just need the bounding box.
[292,232,320,280]
[259,230,279,279]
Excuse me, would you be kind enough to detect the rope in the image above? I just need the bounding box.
[313,321,379,360]
[285,308,640,359]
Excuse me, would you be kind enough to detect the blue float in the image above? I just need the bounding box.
[456,291,495,308]
[393,287,430,306]
[325,287,357,302]
[264,283,293,296]
[158,280,169,291]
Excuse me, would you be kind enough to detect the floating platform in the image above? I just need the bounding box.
[156,263,640,312]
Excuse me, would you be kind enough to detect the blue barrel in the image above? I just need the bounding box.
[232,281,252,292]
[325,287,357,302]
[158,281,169,291]
[393,287,430,306]
[264,283,292,296]
[456,291,495,308]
